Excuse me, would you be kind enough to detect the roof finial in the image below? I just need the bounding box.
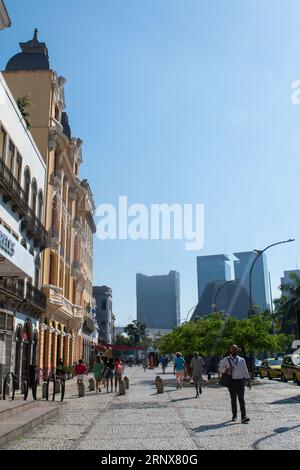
[33,28,38,41]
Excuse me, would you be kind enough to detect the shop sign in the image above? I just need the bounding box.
[0,229,15,257]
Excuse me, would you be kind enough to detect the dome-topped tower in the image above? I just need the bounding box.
[5,28,50,72]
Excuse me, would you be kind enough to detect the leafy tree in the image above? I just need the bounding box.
[157,312,292,356]
[123,320,148,346]
[274,272,300,338]
[115,334,132,347]
[17,96,31,129]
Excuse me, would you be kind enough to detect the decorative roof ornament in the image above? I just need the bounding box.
[19,28,49,58]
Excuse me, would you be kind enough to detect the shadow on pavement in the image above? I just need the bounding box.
[268,395,300,405]
[252,423,300,450]
[191,421,233,433]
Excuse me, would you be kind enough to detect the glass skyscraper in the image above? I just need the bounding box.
[197,254,231,300]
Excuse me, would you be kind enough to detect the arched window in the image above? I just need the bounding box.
[31,178,37,214]
[38,190,44,221]
[24,167,31,204]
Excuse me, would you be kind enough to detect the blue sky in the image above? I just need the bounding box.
[2,0,300,325]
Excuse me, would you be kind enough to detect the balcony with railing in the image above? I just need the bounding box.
[0,159,28,216]
[25,282,47,312]
[21,207,48,250]
[0,278,46,314]
[83,317,96,334]
[0,278,25,301]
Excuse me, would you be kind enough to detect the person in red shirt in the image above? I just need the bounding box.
[74,359,88,385]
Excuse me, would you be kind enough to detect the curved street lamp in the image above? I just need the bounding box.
[249,238,295,316]
[212,280,235,313]
[183,304,199,323]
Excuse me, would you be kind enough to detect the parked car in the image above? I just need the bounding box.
[281,354,300,385]
[259,358,282,380]
[253,359,261,377]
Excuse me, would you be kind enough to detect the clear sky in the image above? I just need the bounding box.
[2,0,300,325]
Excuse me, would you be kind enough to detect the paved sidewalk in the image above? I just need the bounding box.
[3,366,300,450]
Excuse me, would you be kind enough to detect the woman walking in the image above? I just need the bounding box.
[105,358,115,393]
[94,356,104,393]
[174,352,186,389]
[114,357,124,393]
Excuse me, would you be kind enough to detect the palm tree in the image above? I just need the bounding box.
[274,273,300,338]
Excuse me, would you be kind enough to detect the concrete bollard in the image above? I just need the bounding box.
[42,383,47,398]
[78,383,85,397]
[89,378,95,391]
[156,376,164,394]
[124,376,129,390]
[55,380,61,394]
[119,380,126,396]
[155,375,161,387]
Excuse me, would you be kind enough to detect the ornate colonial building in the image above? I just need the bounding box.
[3,30,96,377]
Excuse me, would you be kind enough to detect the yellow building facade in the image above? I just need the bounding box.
[3,30,96,377]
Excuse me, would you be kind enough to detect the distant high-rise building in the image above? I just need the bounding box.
[136,271,180,330]
[191,280,250,320]
[197,254,231,300]
[234,252,269,311]
[93,286,113,344]
[281,270,300,288]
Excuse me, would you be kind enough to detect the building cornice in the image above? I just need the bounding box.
[0,1,11,30]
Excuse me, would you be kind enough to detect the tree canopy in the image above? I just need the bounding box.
[157,312,292,356]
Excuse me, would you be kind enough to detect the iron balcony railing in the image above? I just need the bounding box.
[0,278,25,299]
[21,207,48,249]
[25,282,47,311]
[0,159,28,215]
[83,317,95,334]
[0,279,46,311]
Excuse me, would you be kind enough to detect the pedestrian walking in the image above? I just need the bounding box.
[105,358,115,393]
[160,354,167,374]
[74,359,88,386]
[219,344,252,424]
[114,357,124,392]
[93,356,104,393]
[173,352,186,389]
[190,352,205,397]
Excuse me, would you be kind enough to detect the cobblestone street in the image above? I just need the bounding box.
[2,366,300,450]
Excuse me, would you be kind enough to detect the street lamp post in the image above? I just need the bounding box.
[184,305,199,323]
[212,280,235,313]
[249,239,295,316]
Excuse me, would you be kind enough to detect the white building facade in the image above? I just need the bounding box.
[0,73,47,392]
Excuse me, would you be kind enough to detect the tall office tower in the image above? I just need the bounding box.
[191,280,250,320]
[136,271,180,330]
[93,286,113,344]
[281,270,300,288]
[234,251,270,311]
[197,254,231,300]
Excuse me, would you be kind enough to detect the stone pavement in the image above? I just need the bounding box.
[3,366,300,450]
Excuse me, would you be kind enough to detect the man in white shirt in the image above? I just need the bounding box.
[219,345,251,423]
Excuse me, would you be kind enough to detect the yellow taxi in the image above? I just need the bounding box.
[259,358,282,380]
[281,354,300,385]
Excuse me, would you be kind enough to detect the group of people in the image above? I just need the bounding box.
[74,356,125,393]
[172,345,251,423]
